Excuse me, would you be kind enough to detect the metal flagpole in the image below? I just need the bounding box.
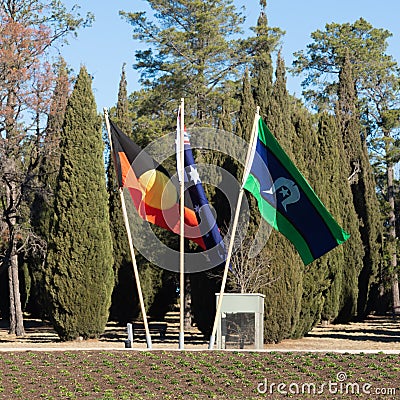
[103,108,152,350]
[208,107,260,350]
[178,98,185,350]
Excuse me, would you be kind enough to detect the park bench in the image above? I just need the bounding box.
[132,321,168,340]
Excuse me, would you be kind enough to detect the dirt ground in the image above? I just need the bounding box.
[264,315,400,352]
[1,347,399,399]
[0,314,399,352]
[0,316,399,399]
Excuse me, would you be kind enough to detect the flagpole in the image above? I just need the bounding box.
[103,108,152,350]
[179,98,185,350]
[208,107,260,350]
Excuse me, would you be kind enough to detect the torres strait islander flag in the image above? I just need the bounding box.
[243,116,350,265]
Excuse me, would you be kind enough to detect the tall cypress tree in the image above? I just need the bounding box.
[45,66,114,341]
[252,10,272,114]
[115,64,131,133]
[251,0,282,115]
[336,51,383,318]
[316,112,363,322]
[217,83,237,133]
[108,66,140,324]
[260,52,303,342]
[237,67,256,141]
[29,58,70,317]
[108,65,164,323]
[291,102,330,336]
[265,51,296,157]
[235,67,259,238]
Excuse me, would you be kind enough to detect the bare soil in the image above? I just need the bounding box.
[1,314,399,352]
[264,315,400,353]
[0,315,399,399]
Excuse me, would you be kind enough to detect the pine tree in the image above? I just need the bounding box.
[336,51,383,318]
[45,67,114,341]
[121,0,248,126]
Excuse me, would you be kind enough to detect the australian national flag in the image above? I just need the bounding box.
[176,110,227,268]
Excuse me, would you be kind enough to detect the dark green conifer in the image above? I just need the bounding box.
[316,113,363,322]
[33,58,70,242]
[336,51,383,318]
[235,67,259,233]
[217,93,234,133]
[108,65,163,323]
[290,103,330,336]
[251,0,282,115]
[115,64,131,133]
[45,67,114,341]
[260,52,303,342]
[265,51,296,157]
[29,58,70,318]
[107,66,140,323]
[237,67,256,141]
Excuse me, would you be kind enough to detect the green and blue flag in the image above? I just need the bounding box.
[243,116,350,265]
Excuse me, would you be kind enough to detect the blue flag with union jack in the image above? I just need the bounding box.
[176,111,227,267]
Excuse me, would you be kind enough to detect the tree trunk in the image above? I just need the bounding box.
[392,273,400,316]
[5,175,25,336]
[387,164,400,315]
[7,239,25,336]
[8,262,16,333]
[9,253,25,336]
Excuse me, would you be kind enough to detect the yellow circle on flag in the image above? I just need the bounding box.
[139,169,177,209]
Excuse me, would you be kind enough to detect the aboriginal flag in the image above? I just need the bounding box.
[109,119,206,249]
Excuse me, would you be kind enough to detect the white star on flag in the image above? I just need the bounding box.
[188,165,201,185]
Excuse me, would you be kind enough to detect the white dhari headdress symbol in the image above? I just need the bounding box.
[263,177,300,211]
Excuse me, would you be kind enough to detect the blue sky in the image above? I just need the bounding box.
[60,0,400,110]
